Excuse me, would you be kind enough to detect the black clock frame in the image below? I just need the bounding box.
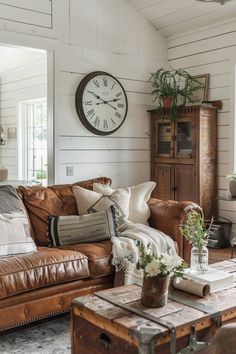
[75,71,128,135]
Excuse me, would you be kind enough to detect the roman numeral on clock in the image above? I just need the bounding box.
[115,92,122,98]
[103,120,108,130]
[103,77,107,87]
[115,112,121,119]
[93,79,100,88]
[94,116,100,127]
[84,100,92,105]
[117,103,124,108]
[87,109,95,116]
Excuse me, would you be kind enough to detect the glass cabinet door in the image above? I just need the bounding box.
[176,121,193,159]
[156,121,173,157]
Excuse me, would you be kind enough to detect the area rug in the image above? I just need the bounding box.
[0,314,70,354]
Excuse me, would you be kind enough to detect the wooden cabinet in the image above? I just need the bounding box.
[150,105,217,219]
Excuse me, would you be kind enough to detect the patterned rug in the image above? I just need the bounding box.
[0,314,70,354]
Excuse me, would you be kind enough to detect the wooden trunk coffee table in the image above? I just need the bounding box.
[71,259,236,354]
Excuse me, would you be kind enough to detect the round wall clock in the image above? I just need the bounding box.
[75,71,128,135]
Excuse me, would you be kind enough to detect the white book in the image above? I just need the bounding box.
[183,267,234,293]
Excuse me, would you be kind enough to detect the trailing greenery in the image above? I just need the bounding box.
[149,68,203,121]
[226,170,236,182]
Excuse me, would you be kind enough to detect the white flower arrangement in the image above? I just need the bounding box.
[136,242,184,278]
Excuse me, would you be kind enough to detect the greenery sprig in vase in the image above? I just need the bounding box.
[179,210,213,273]
[149,68,204,121]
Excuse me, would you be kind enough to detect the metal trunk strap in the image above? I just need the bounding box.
[94,291,176,354]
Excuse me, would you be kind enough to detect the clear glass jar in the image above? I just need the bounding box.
[190,245,208,273]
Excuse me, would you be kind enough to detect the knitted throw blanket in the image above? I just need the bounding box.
[111,222,177,285]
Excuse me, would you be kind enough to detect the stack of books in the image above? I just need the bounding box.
[173,267,234,297]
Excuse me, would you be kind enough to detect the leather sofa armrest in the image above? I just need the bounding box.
[148,198,202,262]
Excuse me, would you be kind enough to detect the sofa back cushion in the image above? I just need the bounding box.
[18,177,111,246]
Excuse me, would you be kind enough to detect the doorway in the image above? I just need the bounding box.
[0,44,52,186]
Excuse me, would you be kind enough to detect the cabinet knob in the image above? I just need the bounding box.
[171,186,177,191]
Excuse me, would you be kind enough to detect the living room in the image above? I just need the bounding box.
[0,0,235,353]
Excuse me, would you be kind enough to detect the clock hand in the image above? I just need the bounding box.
[87,91,117,110]
[87,90,101,100]
[96,101,117,110]
[106,98,121,103]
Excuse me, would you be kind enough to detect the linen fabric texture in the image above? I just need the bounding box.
[93,181,156,224]
[0,185,37,258]
[73,185,130,227]
[48,207,117,246]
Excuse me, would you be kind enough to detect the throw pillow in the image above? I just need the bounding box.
[0,185,37,258]
[72,185,130,226]
[93,181,156,224]
[48,207,117,246]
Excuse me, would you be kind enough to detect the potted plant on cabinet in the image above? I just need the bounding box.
[149,68,203,121]
[226,170,236,198]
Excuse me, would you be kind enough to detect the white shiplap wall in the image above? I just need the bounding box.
[0,58,47,179]
[53,0,167,186]
[167,19,236,234]
[0,0,167,187]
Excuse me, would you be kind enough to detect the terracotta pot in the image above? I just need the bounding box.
[161,96,173,109]
[229,180,236,198]
[141,275,170,308]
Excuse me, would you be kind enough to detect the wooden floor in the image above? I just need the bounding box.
[208,247,233,264]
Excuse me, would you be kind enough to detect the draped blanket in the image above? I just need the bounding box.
[111,222,178,285]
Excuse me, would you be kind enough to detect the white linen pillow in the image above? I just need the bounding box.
[0,210,37,258]
[73,185,130,225]
[93,181,156,225]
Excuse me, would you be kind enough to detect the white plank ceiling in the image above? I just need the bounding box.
[127,0,236,38]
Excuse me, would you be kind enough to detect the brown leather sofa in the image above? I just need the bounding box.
[0,177,200,331]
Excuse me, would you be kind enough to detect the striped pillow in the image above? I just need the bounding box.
[48,207,117,246]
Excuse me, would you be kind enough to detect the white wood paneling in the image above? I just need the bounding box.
[60,136,150,150]
[57,161,150,187]
[0,0,167,188]
[127,0,236,38]
[70,0,97,49]
[0,4,51,28]
[0,1,51,14]
[167,19,236,233]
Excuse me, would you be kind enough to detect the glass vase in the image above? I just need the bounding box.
[190,245,208,273]
[141,275,170,308]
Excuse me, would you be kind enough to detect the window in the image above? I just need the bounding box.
[19,98,47,185]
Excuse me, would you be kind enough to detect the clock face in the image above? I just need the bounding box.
[75,71,128,135]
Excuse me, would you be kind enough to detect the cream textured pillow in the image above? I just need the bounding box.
[93,181,156,225]
[73,185,130,225]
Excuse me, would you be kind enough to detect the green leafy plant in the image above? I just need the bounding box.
[149,68,204,121]
[226,170,236,182]
[136,242,184,278]
[179,210,213,248]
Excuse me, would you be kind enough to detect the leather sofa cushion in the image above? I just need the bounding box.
[17,177,111,246]
[0,247,90,300]
[60,240,114,278]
